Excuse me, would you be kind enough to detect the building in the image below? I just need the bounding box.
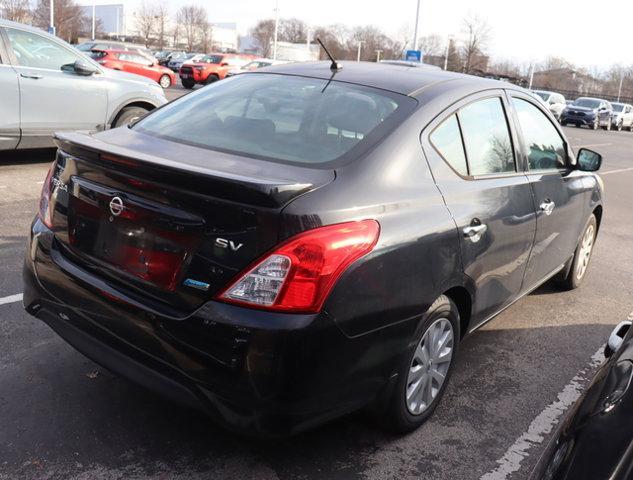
[211,23,238,52]
[77,3,125,36]
[533,68,602,95]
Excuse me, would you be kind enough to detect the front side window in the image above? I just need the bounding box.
[6,28,80,69]
[135,74,413,165]
[512,97,567,171]
[430,115,468,175]
[201,54,224,64]
[458,98,516,175]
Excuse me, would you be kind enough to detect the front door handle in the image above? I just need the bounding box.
[463,224,487,243]
[540,200,556,216]
[20,73,43,80]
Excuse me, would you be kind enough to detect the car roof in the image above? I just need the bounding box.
[259,61,513,97]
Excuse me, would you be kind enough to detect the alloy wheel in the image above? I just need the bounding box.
[406,318,454,415]
[576,224,595,280]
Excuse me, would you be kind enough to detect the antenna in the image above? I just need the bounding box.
[316,38,342,71]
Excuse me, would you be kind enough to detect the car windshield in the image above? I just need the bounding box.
[574,99,601,108]
[201,54,224,64]
[134,74,414,166]
[75,43,94,51]
[612,104,625,112]
[534,92,550,101]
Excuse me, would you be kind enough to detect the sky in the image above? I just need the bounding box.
[88,0,633,69]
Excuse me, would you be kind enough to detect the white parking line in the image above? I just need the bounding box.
[0,293,23,306]
[35,181,44,185]
[480,347,605,480]
[601,167,633,175]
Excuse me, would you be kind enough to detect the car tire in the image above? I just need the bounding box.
[379,295,460,433]
[112,106,150,128]
[181,78,195,89]
[629,123,633,132]
[555,214,598,290]
[205,74,219,85]
[159,74,172,89]
[617,121,623,131]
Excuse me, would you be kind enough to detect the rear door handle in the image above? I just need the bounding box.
[20,73,43,79]
[463,224,487,243]
[540,200,555,216]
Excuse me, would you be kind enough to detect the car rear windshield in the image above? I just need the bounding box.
[134,73,415,166]
[534,91,550,101]
[574,99,601,108]
[201,54,224,64]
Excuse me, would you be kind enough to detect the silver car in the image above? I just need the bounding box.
[532,90,567,122]
[0,20,167,150]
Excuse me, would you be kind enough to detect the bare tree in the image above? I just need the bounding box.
[171,22,180,49]
[460,14,491,73]
[250,19,275,57]
[32,0,85,43]
[198,19,212,53]
[155,1,168,50]
[0,0,31,23]
[135,0,157,48]
[280,18,307,43]
[418,34,443,57]
[177,4,207,52]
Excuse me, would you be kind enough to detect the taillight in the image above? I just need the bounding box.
[217,220,380,313]
[38,163,56,228]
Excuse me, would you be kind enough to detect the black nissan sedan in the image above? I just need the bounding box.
[23,61,604,436]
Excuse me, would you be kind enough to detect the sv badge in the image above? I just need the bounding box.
[215,238,243,252]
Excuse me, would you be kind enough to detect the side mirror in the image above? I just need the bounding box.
[220,62,229,67]
[576,148,602,172]
[65,60,97,76]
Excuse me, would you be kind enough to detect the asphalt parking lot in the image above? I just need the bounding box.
[1,121,632,480]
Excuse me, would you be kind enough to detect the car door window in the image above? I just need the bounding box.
[512,97,567,171]
[6,28,80,70]
[430,114,468,176]
[458,97,516,176]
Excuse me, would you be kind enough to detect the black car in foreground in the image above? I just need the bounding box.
[23,61,604,436]
[531,320,633,480]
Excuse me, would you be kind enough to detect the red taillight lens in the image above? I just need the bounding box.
[38,163,56,228]
[217,220,380,313]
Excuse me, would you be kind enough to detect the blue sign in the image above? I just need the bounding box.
[47,26,56,35]
[405,50,422,62]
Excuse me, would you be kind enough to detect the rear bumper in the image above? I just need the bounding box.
[561,113,594,126]
[23,218,397,436]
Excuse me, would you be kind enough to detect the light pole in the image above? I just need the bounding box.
[357,41,364,62]
[412,0,421,51]
[272,0,279,60]
[443,35,452,70]
[375,49,383,62]
[49,0,55,35]
[91,3,96,40]
[617,74,624,102]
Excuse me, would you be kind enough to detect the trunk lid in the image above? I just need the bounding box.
[48,129,334,314]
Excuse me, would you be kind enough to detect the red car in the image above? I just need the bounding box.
[179,53,256,89]
[89,49,176,88]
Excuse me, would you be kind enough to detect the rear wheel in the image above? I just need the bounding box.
[379,295,460,433]
[555,214,597,290]
[112,106,150,128]
[205,74,219,85]
[159,74,172,88]
[181,78,195,89]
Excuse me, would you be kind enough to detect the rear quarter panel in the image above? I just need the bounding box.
[280,110,464,339]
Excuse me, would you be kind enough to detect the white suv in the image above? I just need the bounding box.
[532,90,566,122]
[610,102,633,131]
[0,20,167,151]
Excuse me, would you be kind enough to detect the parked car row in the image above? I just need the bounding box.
[0,19,166,150]
[533,89,633,131]
[88,49,176,88]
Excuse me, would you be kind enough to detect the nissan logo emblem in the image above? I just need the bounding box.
[109,196,124,217]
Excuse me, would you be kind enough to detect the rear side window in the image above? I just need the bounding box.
[135,74,414,166]
[430,115,467,175]
[458,98,516,175]
[512,98,566,171]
